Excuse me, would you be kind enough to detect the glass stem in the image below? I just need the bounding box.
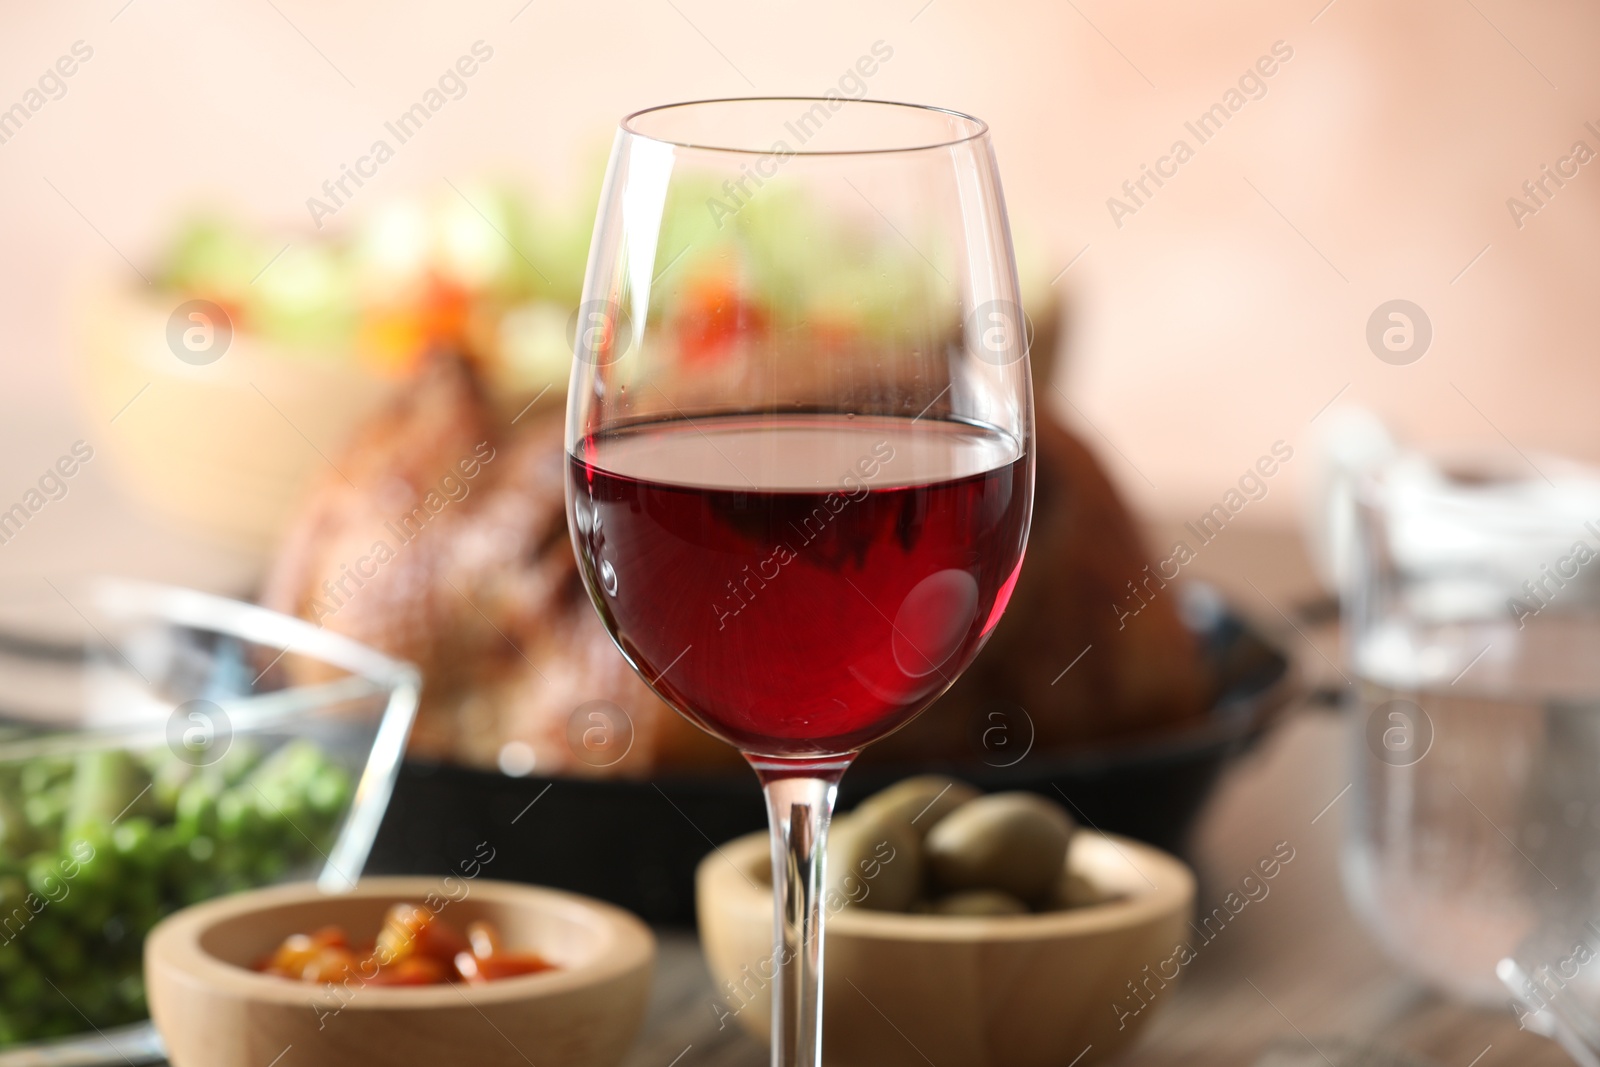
[749,755,853,1067]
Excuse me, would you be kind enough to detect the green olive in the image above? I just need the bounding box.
[1051,868,1120,910]
[826,810,921,913]
[855,775,980,837]
[924,792,1075,904]
[924,889,1031,917]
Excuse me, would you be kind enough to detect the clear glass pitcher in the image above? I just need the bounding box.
[1342,446,1600,1005]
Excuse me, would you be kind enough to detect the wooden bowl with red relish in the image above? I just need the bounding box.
[145,877,654,1067]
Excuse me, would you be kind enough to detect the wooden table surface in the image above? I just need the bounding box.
[614,525,1577,1067]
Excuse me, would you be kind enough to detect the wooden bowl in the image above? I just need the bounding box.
[72,280,396,554]
[697,831,1195,1067]
[145,877,654,1067]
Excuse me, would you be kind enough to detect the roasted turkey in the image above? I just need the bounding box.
[262,355,1208,776]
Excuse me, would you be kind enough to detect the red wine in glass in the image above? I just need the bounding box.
[568,413,1029,756]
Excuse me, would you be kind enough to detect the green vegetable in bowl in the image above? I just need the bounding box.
[0,738,352,1046]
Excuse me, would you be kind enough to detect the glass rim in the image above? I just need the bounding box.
[619,96,990,156]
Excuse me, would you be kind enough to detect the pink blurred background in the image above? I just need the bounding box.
[2,0,1596,590]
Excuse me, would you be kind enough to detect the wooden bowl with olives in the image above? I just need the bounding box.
[145,877,654,1067]
[696,777,1195,1067]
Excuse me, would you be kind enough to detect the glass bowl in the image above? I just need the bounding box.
[0,579,419,1065]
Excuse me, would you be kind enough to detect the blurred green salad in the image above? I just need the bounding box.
[150,173,1052,395]
[0,739,350,1045]
[153,183,593,392]
[153,181,920,381]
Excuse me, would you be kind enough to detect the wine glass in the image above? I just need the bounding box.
[565,97,1033,1066]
